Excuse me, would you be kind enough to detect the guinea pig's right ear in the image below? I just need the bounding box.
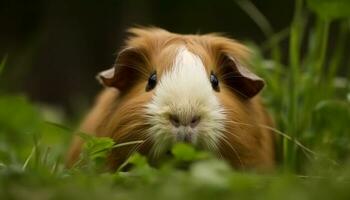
[97,47,146,92]
[219,54,265,99]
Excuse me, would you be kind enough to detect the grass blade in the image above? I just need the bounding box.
[286,0,304,170]
[0,55,8,76]
[22,146,36,171]
[235,0,274,37]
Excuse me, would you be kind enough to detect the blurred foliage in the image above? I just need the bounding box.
[307,0,350,20]
[1,0,350,199]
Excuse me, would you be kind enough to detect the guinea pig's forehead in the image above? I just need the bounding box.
[154,44,211,77]
[153,45,180,75]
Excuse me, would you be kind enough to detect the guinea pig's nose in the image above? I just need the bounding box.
[169,115,201,128]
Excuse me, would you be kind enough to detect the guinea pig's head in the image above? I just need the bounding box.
[98,28,266,168]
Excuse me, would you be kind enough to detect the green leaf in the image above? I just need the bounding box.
[171,143,197,161]
[81,134,115,160]
[307,0,350,20]
[127,153,149,168]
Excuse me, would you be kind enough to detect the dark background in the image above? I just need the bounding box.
[0,0,294,115]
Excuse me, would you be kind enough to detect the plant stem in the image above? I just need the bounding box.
[327,21,348,96]
[235,0,274,37]
[0,55,7,76]
[314,19,330,85]
[286,0,303,171]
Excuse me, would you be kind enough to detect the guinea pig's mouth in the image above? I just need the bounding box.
[165,149,172,156]
[149,131,200,160]
[156,143,200,161]
[175,132,196,143]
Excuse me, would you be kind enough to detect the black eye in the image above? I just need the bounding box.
[210,72,219,91]
[146,71,157,91]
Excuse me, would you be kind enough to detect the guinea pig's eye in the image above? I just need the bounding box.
[210,72,219,91]
[146,71,157,91]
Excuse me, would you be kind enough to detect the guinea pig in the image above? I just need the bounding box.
[67,27,275,170]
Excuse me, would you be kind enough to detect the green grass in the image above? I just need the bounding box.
[1,0,350,199]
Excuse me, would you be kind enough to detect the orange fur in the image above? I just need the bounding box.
[66,27,275,170]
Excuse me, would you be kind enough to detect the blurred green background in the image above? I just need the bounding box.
[1,0,350,199]
[0,0,295,115]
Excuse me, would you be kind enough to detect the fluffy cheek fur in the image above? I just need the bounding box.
[215,87,269,169]
[102,84,154,169]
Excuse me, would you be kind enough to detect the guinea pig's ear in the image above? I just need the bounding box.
[97,47,146,92]
[220,54,265,98]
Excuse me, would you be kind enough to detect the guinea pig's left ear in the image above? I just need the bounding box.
[97,67,115,86]
[220,55,265,98]
[97,47,146,92]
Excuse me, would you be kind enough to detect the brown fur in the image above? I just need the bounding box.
[66,27,275,170]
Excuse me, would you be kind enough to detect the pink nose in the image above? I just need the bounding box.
[169,115,201,128]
